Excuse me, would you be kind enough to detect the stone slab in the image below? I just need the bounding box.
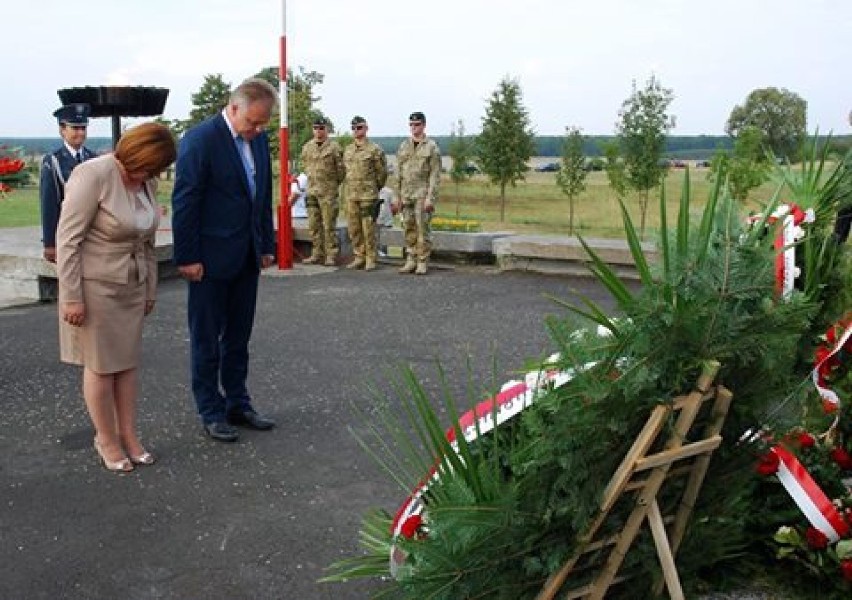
[493,235,657,280]
[492,234,656,265]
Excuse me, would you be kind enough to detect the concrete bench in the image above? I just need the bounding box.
[493,234,657,279]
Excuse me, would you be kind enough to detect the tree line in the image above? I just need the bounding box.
[13,67,849,234]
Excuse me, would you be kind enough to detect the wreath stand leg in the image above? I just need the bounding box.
[537,361,733,600]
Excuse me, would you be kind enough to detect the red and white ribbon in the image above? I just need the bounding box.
[812,323,852,412]
[772,204,813,299]
[772,445,850,543]
[389,354,584,575]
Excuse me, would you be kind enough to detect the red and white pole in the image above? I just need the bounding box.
[276,0,293,269]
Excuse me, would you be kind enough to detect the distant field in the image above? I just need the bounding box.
[0,168,782,239]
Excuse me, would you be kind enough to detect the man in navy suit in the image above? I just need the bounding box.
[171,78,278,442]
[39,103,97,263]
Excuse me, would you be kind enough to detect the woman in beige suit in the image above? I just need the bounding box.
[56,122,176,474]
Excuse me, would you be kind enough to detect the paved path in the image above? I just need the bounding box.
[0,265,615,599]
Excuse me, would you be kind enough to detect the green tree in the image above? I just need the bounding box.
[709,125,771,201]
[556,126,587,234]
[448,119,474,217]
[616,75,675,236]
[252,66,329,171]
[475,77,536,222]
[186,73,232,130]
[601,140,628,200]
[725,87,807,162]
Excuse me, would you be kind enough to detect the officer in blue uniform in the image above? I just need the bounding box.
[39,103,97,262]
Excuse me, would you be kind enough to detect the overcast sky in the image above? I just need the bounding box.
[4,0,850,138]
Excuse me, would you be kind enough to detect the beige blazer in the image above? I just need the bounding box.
[56,154,159,304]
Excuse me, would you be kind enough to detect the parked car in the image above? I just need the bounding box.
[534,162,560,172]
[694,160,711,168]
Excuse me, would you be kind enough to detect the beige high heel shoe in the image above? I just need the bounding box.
[93,439,134,474]
[129,450,156,466]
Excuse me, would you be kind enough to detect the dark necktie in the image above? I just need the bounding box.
[75,151,83,164]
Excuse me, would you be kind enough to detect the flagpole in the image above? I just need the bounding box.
[276,0,293,269]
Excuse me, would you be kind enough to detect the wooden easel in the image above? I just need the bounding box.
[538,361,732,600]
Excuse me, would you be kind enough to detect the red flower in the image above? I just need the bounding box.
[755,451,780,476]
[841,559,852,582]
[829,447,852,470]
[815,346,839,377]
[400,515,423,539]
[798,433,816,449]
[805,527,829,550]
[823,398,839,414]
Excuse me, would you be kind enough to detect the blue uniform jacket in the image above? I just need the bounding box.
[171,114,275,279]
[39,145,96,247]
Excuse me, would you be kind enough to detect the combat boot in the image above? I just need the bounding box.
[398,257,417,274]
[364,257,377,271]
[303,254,324,265]
[415,260,428,275]
[347,256,366,269]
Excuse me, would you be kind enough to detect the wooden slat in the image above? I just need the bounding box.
[560,575,630,599]
[651,386,734,597]
[648,500,685,600]
[599,405,669,513]
[538,362,724,600]
[624,465,692,492]
[633,436,722,472]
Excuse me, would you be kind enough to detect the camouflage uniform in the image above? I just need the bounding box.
[395,134,441,265]
[300,138,345,262]
[343,139,387,267]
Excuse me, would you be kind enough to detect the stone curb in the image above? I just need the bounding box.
[1,224,655,307]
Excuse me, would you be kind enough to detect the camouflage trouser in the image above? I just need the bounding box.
[401,198,433,260]
[347,199,377,260]
[306,194,339,260]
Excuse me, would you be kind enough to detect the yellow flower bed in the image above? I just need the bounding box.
[430,216,482,232]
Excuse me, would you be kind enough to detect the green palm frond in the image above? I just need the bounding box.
[577,235,635,309]
[617,197,653,287]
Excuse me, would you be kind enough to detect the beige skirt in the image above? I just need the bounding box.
[59,262,146,374]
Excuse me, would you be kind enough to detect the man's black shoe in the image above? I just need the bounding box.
[227,410,276,431]
[203,421,239,442]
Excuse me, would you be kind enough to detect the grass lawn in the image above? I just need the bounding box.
[440,168,780,237]
[0,169,782,239]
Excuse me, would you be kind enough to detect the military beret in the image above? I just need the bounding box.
[408,111,426,123]
[351,115,367,126]
[53,103,91,126]
[312,115,329,126]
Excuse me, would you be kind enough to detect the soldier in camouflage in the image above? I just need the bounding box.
[343,116,388,271]
[393,111,441,275]
[299,116,345,265]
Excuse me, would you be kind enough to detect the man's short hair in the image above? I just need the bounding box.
[231,78,279,108]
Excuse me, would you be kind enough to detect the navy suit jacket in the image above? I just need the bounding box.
[171,114,275,279]
[39,145,97,247]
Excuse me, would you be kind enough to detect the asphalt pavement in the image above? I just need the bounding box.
[0,264,614,600]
